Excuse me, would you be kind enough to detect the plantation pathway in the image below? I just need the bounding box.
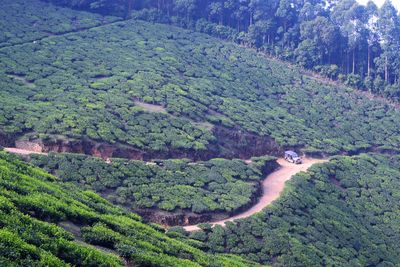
[3,147,48,156]
[0,19,122,50]
[183,157,327,232]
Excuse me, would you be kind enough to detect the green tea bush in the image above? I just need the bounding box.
[0,0,120,48]
[30,153,277,213]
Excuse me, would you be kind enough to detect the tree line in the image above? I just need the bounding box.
[43,0,400,98]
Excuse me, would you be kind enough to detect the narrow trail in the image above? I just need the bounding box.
[183,157,327,232]
[0,19,122,50]
[3,147,48,156]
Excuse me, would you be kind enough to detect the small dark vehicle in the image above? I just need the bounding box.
[284,151,302,164]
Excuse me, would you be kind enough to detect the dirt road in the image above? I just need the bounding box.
[3,147,48,156]
[183,157,327,231]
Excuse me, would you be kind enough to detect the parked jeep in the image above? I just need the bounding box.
[284,151,302,164]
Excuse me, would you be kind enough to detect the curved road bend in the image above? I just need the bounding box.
[183,157,327,231]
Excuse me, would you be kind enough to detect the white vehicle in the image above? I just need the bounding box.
[284,151,302,164]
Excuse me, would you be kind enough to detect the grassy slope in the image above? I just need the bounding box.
[1,0,400,155]
[201,154,400,266]
[0,150,262,266]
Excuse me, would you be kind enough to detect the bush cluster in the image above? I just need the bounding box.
[30,153,277,214]
[0,0,119,48]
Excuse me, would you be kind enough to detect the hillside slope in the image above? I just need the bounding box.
[2,1,400,267]
[0,150,262,266]
[2,0,400,159]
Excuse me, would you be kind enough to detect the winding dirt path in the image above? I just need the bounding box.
[183,157,327,231]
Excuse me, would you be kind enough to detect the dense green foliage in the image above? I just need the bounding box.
[0,150,262,266]
[2,2,400,266]
[45,0,400,98]
[0,0,119,48]
[29,153,276,213]
[195,154,400,266]
[2,1,400,156]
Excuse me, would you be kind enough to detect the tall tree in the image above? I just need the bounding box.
[375,0,400,83]
[296,16,338,67]
[174,0,198,25]
[208,1,224,24]
[364,1,379,77]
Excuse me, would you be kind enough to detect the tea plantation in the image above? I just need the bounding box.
[0,150,262,266]
[1,0,400,156]
[29,153,277,214]
[198,154,400,266]
[2,1,400,266]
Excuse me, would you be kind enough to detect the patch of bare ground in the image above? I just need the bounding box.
[134,99,215,131]
[193,121,214,131]
[58,221,82,240]
[7,74,36,88]
[133,100,167,113]
[4,147,47,156]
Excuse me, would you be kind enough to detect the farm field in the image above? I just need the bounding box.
[183,157,326,231]
[196,154,400,266]
[0,0,119,48]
